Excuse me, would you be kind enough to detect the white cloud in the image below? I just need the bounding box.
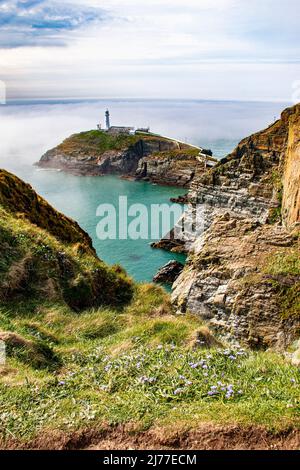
[0,0,299,101]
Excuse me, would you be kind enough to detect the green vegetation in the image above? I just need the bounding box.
[151,148,199,160]
[265,245,300,318]
[0,169,94,249]
[0,168,299,447]
[268,170,284,224]
[58,130,178,156]
[60,130,140,154]
[150,148,216,163]
[266,247,300,276]
[0,284,299,444]
[0,207,133,310]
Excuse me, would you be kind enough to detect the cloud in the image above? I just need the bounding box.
[0,0,299,100]
[0,0,108,47]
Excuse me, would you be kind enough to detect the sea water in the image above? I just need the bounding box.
[0,99,289,282]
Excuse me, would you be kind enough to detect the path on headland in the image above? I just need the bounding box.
[137,131,217,164]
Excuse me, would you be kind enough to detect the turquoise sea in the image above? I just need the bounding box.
[0,99,290,282]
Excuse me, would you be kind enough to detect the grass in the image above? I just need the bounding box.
[264,245,300,318]
[58,130,183,156]
[150,148,200,160]
[268,170,284,224]
[0,283,299,443]
[60,130,141,154]
[266,247,300,276]
[0,204,133,310]
[0,168,299,446]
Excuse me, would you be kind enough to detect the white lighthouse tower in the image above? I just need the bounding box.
[105,109,111,130]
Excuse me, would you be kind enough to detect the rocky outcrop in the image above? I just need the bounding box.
[38,130,214,187]
[153,260,184,284]
[136,148,213,187]
[172,214,299,349]
[170,104,300,349]
[282,106,300,228]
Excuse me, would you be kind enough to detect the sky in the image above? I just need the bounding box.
[0,0,300,101]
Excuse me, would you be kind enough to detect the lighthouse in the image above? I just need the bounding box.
[98,109,134,135]
[105,109,111,130]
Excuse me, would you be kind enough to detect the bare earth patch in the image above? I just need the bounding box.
[2,424,299,450]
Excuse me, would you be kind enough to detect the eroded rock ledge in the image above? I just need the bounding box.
[169,104,300,349]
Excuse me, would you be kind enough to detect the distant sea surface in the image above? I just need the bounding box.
[0,99,290,282]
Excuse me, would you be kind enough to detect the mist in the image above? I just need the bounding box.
[0,99,290,176]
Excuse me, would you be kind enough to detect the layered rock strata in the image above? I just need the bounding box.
[170,104,300,349]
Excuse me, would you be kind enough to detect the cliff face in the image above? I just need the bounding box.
[171,104,300,350]
[282,106,300,228]
[0,169,133,311]
[135,148,214,187]
[38,130,212,187]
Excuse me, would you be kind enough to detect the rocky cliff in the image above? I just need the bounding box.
[38,130,213,187]
[170,104,300,350]
[136,148,215,187]
[282,105,300,228]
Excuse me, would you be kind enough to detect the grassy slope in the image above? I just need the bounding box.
[0,170,94,250]
[0,283,299,443]
[0,170,299,446]
[58,130,141,155]
[57,130,188,156]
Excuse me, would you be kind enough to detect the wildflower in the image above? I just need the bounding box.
[58,381,65,386]
[189,362,199,369]
[174,388,183,395]
[290,378,296,384]
[202,364,208,369]
[186,381,193,386]
[157,345,163,350]
[229,355,236,360]
[139,376,148,384]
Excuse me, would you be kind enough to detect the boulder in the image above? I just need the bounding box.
[153,260,184,284]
